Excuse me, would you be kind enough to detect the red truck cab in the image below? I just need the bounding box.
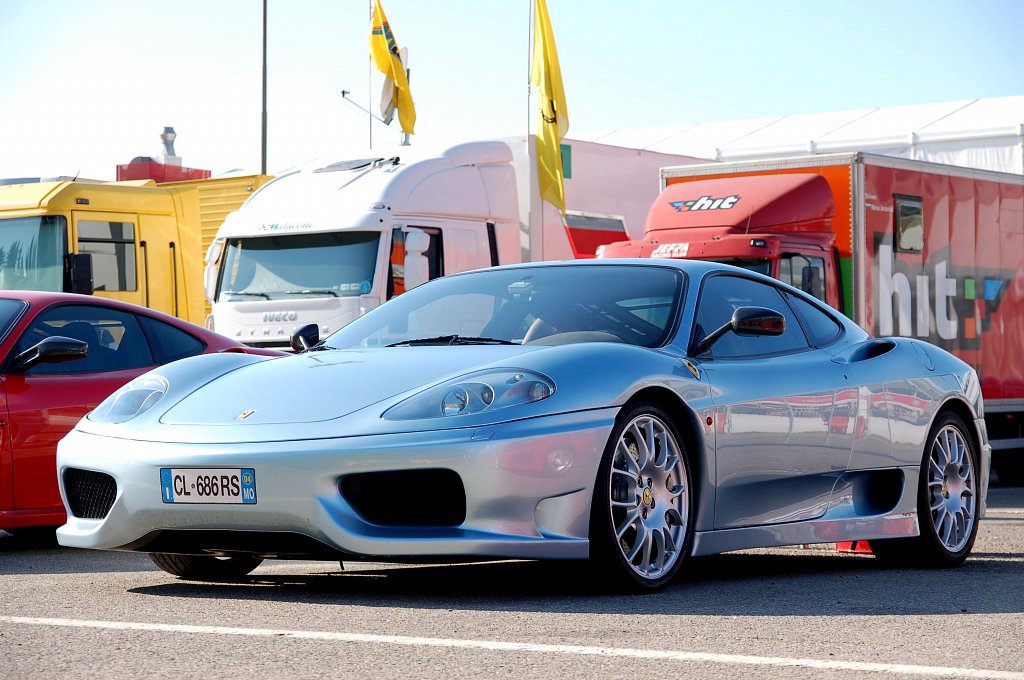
[600,174,843,307]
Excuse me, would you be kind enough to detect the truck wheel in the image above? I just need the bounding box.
[589,402,694,591]
[149,553,263,581]
[870,412,979,567]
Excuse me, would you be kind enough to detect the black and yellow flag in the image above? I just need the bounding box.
[369,0,416,135]
[530,0,568,213]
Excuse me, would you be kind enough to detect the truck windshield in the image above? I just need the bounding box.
[217,231,380,301]
[709,258,771,276]
[0,216,66,291]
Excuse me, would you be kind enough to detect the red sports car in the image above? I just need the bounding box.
[0,291,282,534]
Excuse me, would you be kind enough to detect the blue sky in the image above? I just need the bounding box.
[1,0,1022,180]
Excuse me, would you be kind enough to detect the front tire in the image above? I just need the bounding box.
[870,412,979,567]
[149,553,263,581]
[589,402,694,591]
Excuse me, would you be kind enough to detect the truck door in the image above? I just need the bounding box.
[72,212,140,305]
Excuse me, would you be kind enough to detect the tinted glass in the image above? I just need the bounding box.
[694,274,808,358]
[326,265,684,350]
[0,298,28,343]
[139,315,206,363]
[785,292,842,347]
[708,258,771,276]
[14,304,154,374]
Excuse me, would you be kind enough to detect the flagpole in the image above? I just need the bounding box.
[368,0,373,149]
[526,0,534,236]
[261,0,268,175]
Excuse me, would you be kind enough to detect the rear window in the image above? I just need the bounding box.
[0,298,28,343]
[139,316,206,363]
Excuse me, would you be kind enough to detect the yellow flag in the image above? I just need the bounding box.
[368,0,416,135]
[530,0,568,213]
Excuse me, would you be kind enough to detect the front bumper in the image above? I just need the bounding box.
[56,409,616,560]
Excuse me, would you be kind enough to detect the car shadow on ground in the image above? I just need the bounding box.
[124,548,1024,617]
[0,529,158,574]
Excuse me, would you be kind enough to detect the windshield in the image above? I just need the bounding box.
[709,257,771,276]
[217,231,380,301]
[325,264,685,349]
[0,216,66,291]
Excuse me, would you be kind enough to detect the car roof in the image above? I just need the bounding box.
[0,289,207,331]
[457,256,765,280]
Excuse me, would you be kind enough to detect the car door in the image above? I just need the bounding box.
[5,303,156,512]
[693,273,853,529]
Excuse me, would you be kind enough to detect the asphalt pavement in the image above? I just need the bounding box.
[1,486,1022,679]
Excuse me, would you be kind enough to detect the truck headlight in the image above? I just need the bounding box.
[89,375,169,424]
[383,369,555,420]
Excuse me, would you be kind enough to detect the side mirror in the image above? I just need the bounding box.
[203,239,224,304]
[695,306,785,355]
[10,336,89,373]
[403,229,430,290]
[290,323,320,352]
[64,253,94,296]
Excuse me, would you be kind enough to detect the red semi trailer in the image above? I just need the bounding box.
[600,152,1024,483]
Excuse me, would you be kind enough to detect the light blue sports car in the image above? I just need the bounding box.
[56,260,989,590]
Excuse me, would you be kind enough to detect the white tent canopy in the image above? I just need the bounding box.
[575,96,1024,174]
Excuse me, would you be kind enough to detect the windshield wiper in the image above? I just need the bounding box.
[221,291,270,299]
[385,335,518,347]
[284,289,339,297]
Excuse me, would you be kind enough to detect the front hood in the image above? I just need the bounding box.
[160,346,537,426]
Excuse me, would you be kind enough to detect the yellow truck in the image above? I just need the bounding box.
[161,174,274,319]
[0,175,272,324]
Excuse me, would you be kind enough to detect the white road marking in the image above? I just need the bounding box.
[3,615,1023,678]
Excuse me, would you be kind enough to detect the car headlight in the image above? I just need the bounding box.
[383,369,555,420]
[88,375,169,424]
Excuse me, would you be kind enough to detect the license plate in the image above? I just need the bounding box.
[160,468,257,504]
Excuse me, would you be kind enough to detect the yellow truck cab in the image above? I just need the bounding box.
[0,179,203,324]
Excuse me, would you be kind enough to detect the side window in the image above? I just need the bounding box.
[785,292,842,347]
[895,195,924,253]
[77,220,137,291]
[388,229,406,299]
[780,254,826,302]
[694,275,808,358]
[138,315,206,363]
[14,304,154,374]
[409,227,443,279]
[389,227,443,300]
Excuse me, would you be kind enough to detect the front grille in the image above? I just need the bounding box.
[340,469,466,527]
[63,468,117,519]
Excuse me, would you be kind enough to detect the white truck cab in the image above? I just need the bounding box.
[205,141,520,348]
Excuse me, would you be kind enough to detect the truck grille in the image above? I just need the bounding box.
[63,468,117,519]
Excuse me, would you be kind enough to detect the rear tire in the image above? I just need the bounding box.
[589,402,694,591]
[149,553,263,581]
[870,412,979,567]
